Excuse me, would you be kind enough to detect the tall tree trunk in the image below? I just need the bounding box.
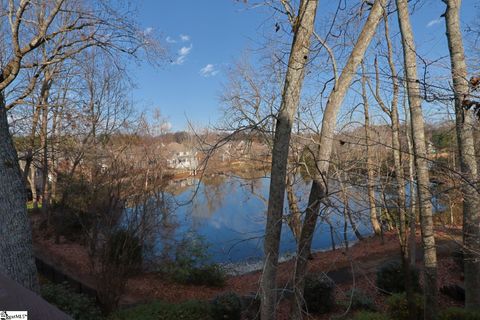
[444,0,480,309]
[40,101,49,217]
[22,105,41,210]
[343,185,363,241]
[391,99,409,260]
[24,69,54,206]
[361,69,381,235]
[376,14,416,318]
[326,214,336,251]
[291,1,386,318]
[286,173,302,242]
[37,71,53,218]
[260,1,318,319]
[50,101,62,204]
[22,106,41,191]
[50,122,57,204]
[29,166,38,209]
[382,61,408,258]
[0,93,39,292]
[395,0,438,318]
[370,10,408,250]
[404,84,417,267]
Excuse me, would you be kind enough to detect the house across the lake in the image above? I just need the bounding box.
[165,142,198,172]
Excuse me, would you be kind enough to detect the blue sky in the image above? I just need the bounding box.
[131,0,271,131]
[131,0,478,131]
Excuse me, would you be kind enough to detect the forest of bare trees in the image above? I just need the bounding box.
[1,0,480,319]
[221,0,480,319]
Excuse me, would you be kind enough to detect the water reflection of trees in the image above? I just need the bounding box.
[126,189,177,265]
[163,171,391,262]
[191,174,229,220]
[188,173,268,223]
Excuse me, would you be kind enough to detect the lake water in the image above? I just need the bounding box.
[164,174,373,265]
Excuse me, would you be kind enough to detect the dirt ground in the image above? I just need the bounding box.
[32,219,464,319]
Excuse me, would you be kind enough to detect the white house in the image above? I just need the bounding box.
[165,142,198,171]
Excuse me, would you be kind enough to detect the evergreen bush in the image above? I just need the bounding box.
[41,282,103,320]
[386,292,423,320]
[352,311,389,320]
[438,307,480,320]
[211,292,242,320]
[303,273,335,314]
[188,264,226,287]
[376,260,419,294]
[345,289,376,311]
[110,300,212,320]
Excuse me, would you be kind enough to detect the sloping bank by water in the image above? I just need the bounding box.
[222,239,360,276]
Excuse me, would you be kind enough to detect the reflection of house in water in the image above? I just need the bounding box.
[167,177,196,195]
[165,142,198,172]
[169,177,196,188]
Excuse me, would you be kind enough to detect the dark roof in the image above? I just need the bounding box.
[0,272,72,320]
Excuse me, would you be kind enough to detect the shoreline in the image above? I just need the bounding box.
[222,238,361,276]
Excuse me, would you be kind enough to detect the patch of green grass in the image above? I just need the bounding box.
[110,300,213,320]
[41,282,103,320]
[27,201,42,212]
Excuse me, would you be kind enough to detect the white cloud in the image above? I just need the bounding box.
[166,34,191,43]
[427,18,442,28]
[173,44,192,65]
[161,121,172,131]
[166,36,177,43]
[144,27,153,36]
[179,46,192,56]
[200,64,219,77]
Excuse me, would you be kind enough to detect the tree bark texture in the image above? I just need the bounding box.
[260,1,318,319]
[444,0,480,309]
[395,0,438,318]
[291,1,386,318]
[0,93,39,292]
[361,67,381,236]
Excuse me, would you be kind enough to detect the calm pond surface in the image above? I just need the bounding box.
[165,174,373,264]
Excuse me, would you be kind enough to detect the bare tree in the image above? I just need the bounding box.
[291,1,386,318]
[361,64,382,236]
[0,0,160,291]
[260,0,318,319]
[395,0,438,317]
[444,0,480,309]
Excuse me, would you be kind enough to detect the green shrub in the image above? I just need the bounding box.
[51,206,92,242]
[211,292,242,320]
[386,292,423,320]
[345,289,375,311]
[352,311,389,320]
[431,129,455,150]
[169,263,226,287]
[110,300,212,320]
[304,273,335,314]
[161,233,226,287]
[174,233,211,270]
[41,282,103,320]
[438,307,480,320]
[188,264,226,287]
[105,229,143,273]
[95,229,144,312]
[376,260,419,294]
[240,294,260,320]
